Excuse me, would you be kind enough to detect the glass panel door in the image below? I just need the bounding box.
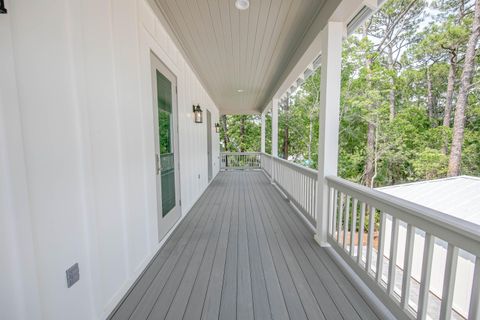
[156,70,176,217]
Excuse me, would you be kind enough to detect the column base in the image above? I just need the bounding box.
[314,234,330,247]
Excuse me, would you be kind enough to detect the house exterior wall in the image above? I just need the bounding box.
[0,0,220,319]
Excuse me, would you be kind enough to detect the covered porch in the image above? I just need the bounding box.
[109,171,380,320]
[2,0,480,319]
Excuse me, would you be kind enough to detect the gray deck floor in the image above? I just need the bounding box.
[109,171,380,320]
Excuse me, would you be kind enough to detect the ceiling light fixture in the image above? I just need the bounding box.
[235,0,249,10]
[237,89,244,93]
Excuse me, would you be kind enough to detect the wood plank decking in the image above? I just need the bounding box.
[109,171,380,320]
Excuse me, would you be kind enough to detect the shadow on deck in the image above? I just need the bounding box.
[109,171,380,320]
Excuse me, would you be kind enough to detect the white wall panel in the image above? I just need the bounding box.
[0,0,220,318]
[0,14,42,318]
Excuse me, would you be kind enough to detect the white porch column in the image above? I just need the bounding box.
[261,112,266,153]
[314,21,344,247]
[272,99,279,157]
[271,99,279,182]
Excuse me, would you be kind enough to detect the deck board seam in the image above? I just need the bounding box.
[109,178,221,319]
[113,172,382,320]
[200,173,237,320]
[139,174,228,320]
[182,173,234,320]
[238,175,255,320]
[166,174,234,320]
[122,177,222,320]
[260,173,370,319]
[250,173,310,320]
[244,173,273,320]
[253,173,342,320]
[251,173,327,320]
[245,172,290,320]
[260,172,379,320]
[145,180,226,319]
[218,172,240,319]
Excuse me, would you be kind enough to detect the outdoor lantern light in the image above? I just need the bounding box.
[193,105,203,123]
[0,0,7,14]
[215,123,221,133]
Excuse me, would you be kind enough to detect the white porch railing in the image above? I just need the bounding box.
[326,176,480,320]
[226,152,480,320]
[270,155,317,227]
[260,153,272,177]
[220,152,261,170]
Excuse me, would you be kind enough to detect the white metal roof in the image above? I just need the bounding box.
[377,176,480,226]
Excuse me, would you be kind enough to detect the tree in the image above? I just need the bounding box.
[219,115,261,152]
[448,0,480,176]
[367,0,426,121]
[220,0,480,186]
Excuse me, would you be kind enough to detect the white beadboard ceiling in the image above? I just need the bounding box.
[152,0,333,114]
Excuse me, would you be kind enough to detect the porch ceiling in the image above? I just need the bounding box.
[151,0,340,114]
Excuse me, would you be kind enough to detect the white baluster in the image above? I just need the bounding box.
[350,199,358,258]
[387,217,399,296]
[417,233,434,319]
[366,206,375,273]
[468,256,480,320]
[357,202,366,266]
[376,212,386,283]
[439,244,458,320]
[401,224,415,310]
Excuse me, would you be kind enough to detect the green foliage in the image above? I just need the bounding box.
[412,148,449,179]
[220,115,261,152]
[221,0,479,186]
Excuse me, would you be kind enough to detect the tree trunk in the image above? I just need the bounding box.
[240,115,245,152]
[221,115,229,151]
[426,67,434,120]
[448,0,480,176]
[363,24,376,188]
[308,111,313,163]
[443,52,457,127]
[282,98,289,159]
[364,121,376,188]
[387,45,396,121]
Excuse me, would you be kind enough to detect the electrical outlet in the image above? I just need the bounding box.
[66,263,80,288]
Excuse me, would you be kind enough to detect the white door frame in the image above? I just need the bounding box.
[150,52,182,242]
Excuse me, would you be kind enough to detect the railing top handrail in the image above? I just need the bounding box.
[272,156,318,179]
[221,152,261,155]
[326,175,480,254]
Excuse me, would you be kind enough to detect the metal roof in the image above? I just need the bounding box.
[377,176,480,226]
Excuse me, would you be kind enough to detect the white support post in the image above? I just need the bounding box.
[272,99,278,157]
[261,112,266,153]
[271,99,279,183]
[314,21,344,247]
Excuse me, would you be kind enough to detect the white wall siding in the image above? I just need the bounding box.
[0,0,220,318]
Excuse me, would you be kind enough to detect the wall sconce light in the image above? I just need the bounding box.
[0,0,7,14]
[193,105,203,123]
[215,123,221,133]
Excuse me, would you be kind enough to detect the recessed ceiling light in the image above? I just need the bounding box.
[235,0,249,10]
[237,89,244,93]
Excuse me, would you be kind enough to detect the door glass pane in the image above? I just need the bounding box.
[156,70,175,217]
